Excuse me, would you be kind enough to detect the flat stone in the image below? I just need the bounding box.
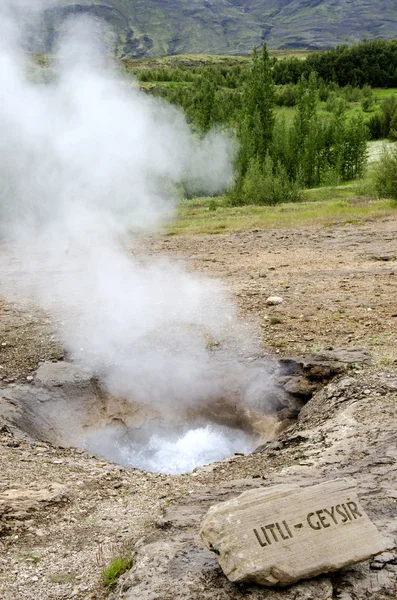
[0,483,68,522]
[34,361,92,389]
[314,349,371,366]
[266,296,283,306]
[200,478,392,586]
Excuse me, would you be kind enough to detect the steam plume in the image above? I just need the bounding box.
[0,6,263,415]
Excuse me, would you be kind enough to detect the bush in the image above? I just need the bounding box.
[367,111,383,140]
[374,144,397,200]
[275,84,297,107]
[325,93,348,115]
[361,97,373,112]
[367,95,397,139]
[237,155,302,206]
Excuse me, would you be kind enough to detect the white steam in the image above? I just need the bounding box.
[0,7,268,425]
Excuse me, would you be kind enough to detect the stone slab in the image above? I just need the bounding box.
[200,478,392,586]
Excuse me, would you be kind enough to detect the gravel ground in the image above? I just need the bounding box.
[0,216,396,599]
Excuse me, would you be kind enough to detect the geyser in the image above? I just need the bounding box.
[0,359,287,474]
[0,5,277,472]
[84,422,257,475]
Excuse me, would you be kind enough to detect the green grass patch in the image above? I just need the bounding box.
[372,88,397,100]
[274,106,296,122]
[166,196,396,235]
[102,557,132,588]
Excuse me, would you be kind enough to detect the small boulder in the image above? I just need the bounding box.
[266,296,283,306]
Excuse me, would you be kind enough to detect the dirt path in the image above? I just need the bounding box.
[0,217,396,599]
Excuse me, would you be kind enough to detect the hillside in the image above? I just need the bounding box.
[32,0,397,57]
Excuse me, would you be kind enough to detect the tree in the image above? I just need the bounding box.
[192,72,219,132]
[341,114,369,180]
[237,44,275,178]
[289,72,321,186]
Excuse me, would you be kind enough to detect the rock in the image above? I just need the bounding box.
[370,252,396,262]
[266,296,283,306]
[34,361,92,390]
[283,376,318,400]
[156,505,203,530]
[383,378,397,391]
[200,478,392,586]
[0,483,68,524]
[314,349,371,366]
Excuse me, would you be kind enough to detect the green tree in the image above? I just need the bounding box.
[289,72,321,186]
[237,44,275,178]
[341,114,369,179]
[191,72,219,132]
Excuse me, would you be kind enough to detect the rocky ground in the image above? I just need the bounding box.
[0,217,396,599]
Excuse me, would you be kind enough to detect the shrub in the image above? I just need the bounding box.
[367,111,383,140]
[366,95,397,139]
[238,155,302,206]
[275,84,297,107]
[325,93,348,115]
[361,97,373,112]
[374,144,397,200]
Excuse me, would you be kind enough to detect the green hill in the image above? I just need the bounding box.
[32,0,397,57]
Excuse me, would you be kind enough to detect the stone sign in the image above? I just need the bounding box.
[200,478,392,586]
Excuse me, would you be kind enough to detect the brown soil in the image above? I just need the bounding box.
[0,217,396,599]
[148,218,397,364]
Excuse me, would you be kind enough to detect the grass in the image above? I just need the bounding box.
[373,88,397,100]
[165,194,396,235]
[102,556,132,588]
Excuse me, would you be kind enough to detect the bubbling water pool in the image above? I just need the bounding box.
[84,422,257,474]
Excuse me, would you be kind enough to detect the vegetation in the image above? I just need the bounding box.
[123,49,397,137]
[102,556,132,588]
[124,44,377,206]
[231,48,369,205]
[166,196,396,236]
[32,39,397,208]
[374,145,397,200]
[367,94,397,140]
[273,40,397,88]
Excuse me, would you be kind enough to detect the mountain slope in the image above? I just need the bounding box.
[34,0,397,57]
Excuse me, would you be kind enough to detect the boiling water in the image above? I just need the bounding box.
[85,423,256,474]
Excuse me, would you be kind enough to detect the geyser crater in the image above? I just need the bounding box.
[0,359,302,474]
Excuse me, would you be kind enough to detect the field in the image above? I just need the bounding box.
[168,196,395,235]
